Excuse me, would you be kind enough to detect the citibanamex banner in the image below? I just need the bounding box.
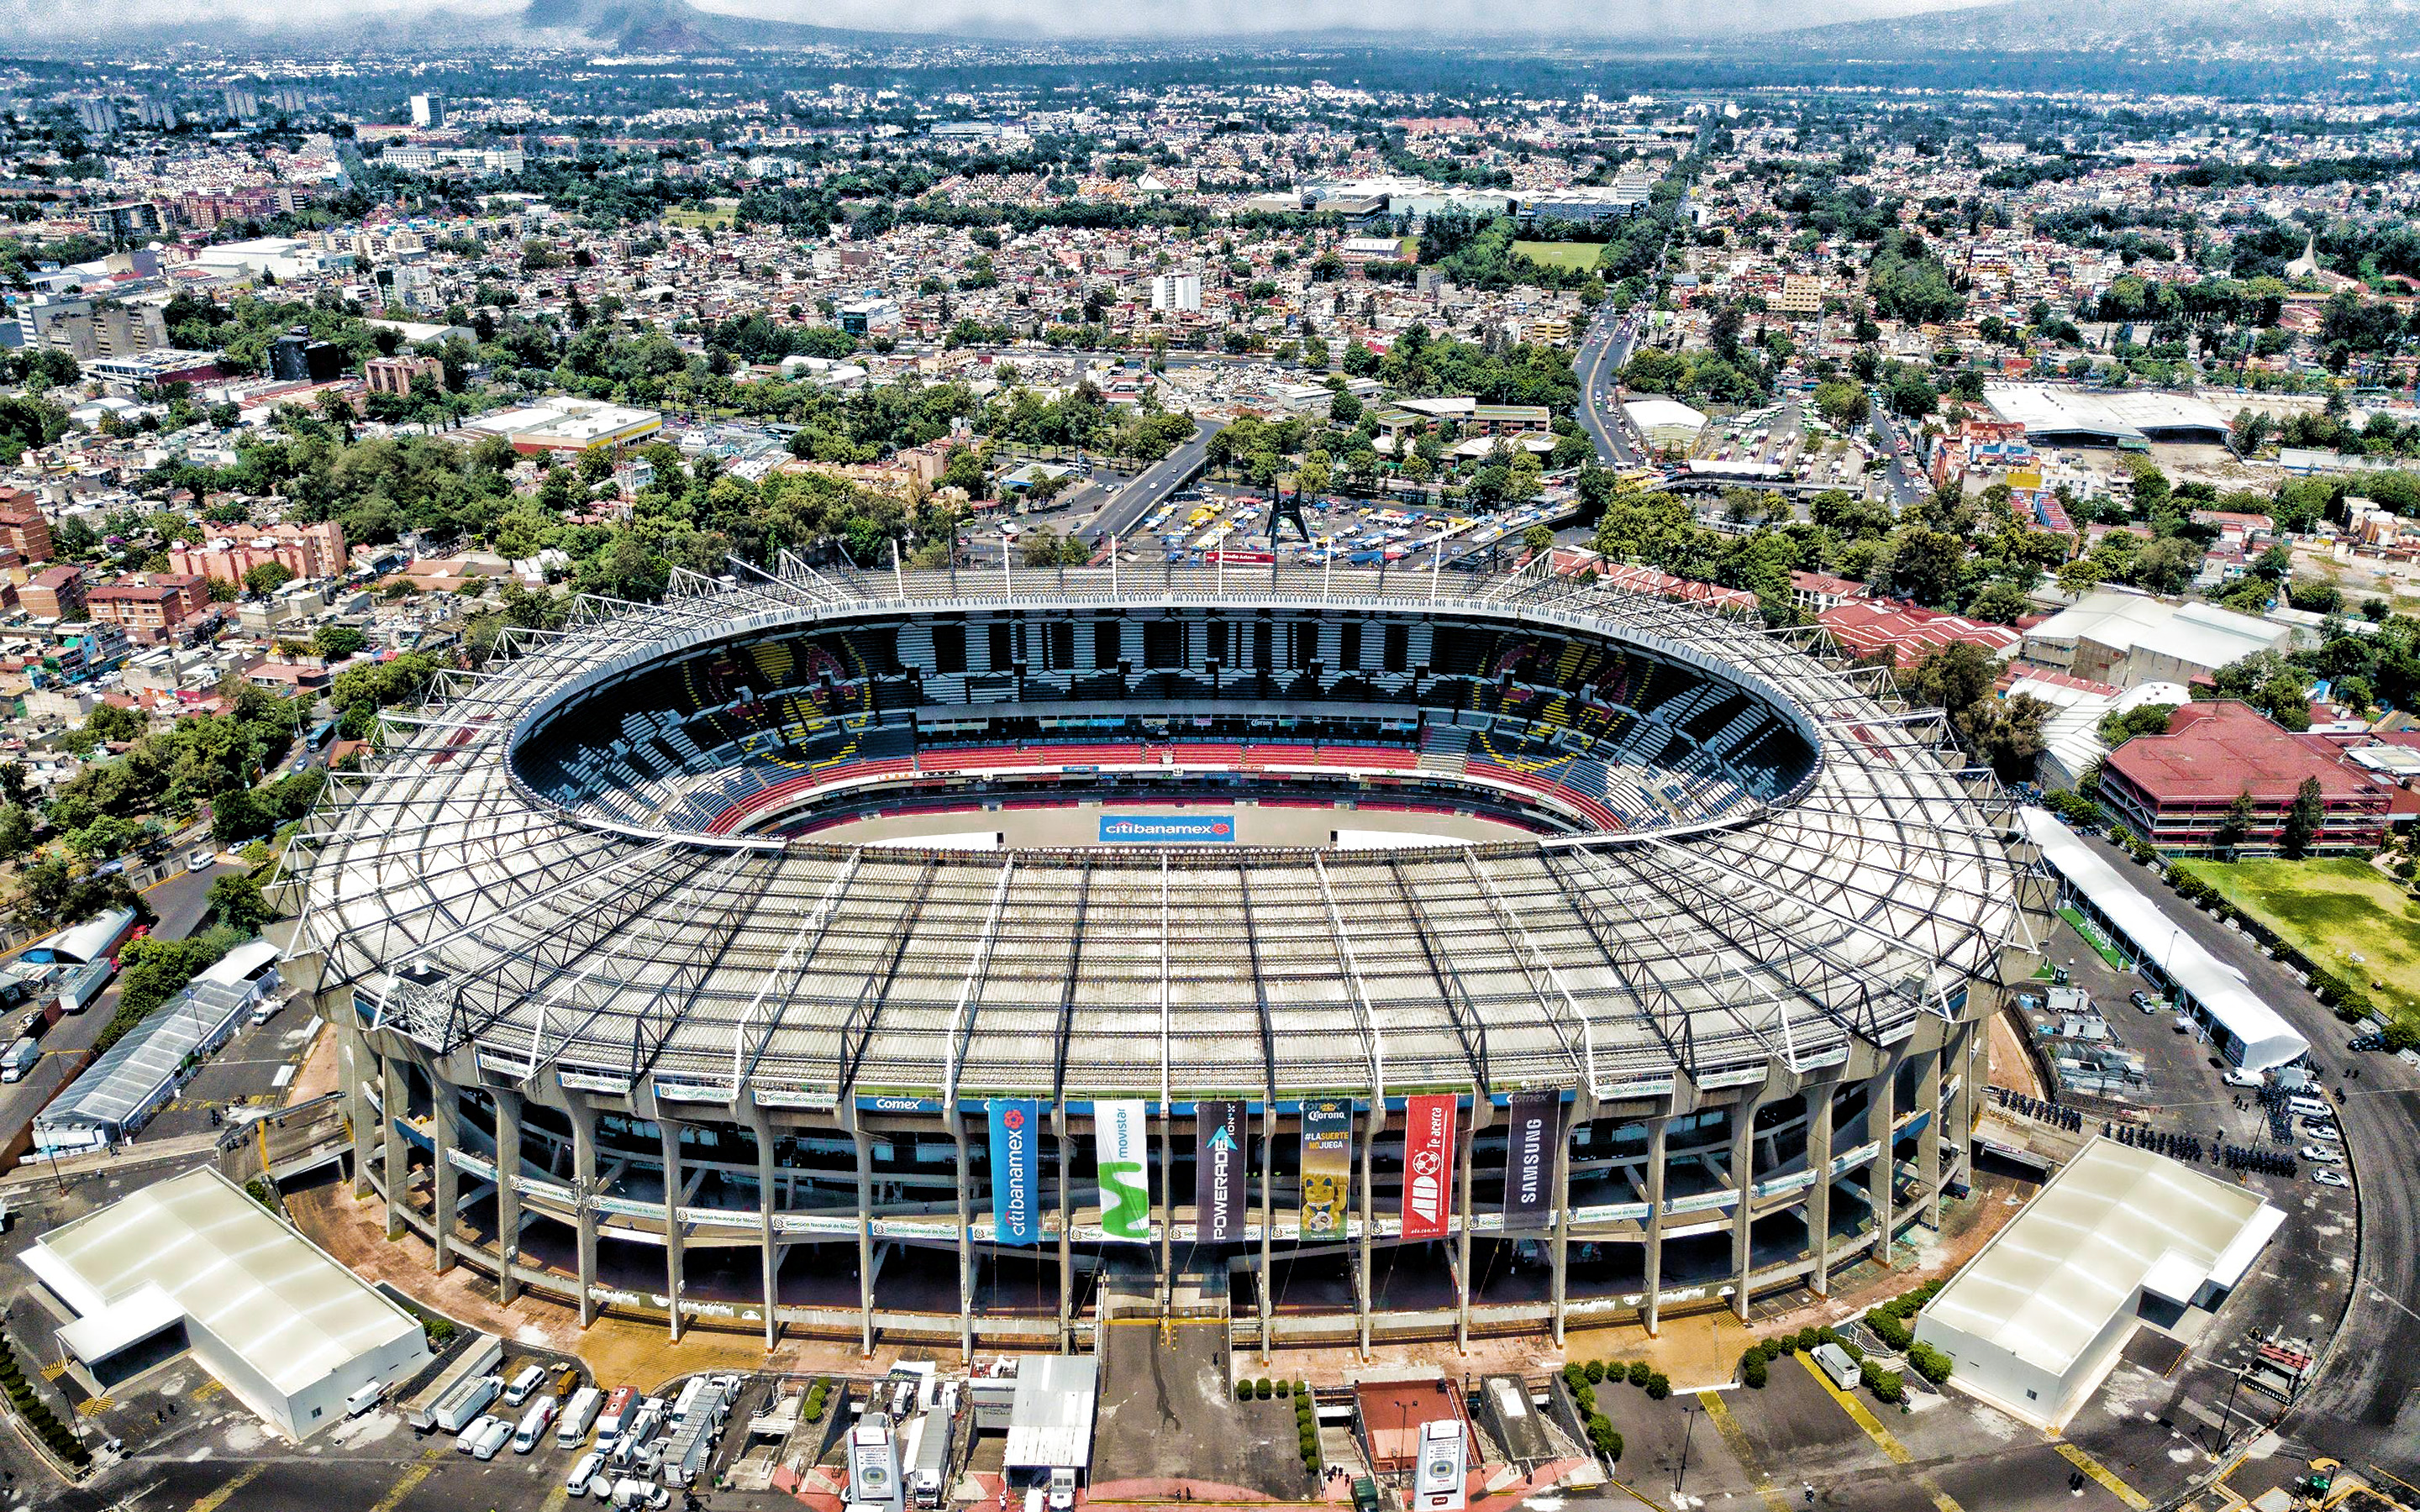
[987,1097,1041,1247]
[1502,1089,1561,1229]
[1093,1099,1152,1242]
[1401,1092,1456,1241]
[1300,1099,1351,1238]
[1194,1098,1248,1243]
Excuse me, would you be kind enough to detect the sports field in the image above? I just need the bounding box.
[1511,240,1605,271]
[665,202,738,228]
[2175,857,2420,1021]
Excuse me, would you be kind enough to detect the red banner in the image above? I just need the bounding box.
[1401,1094,1457,1240]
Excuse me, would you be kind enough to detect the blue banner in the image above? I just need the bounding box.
[988,1098,1042,1247]
[1097,814,1235,843]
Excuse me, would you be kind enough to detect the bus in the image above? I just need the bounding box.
[307,718,338,749]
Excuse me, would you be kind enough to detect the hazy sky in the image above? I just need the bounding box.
[0,0,1996,40]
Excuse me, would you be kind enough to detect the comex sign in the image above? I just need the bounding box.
[1097,814,1234,843]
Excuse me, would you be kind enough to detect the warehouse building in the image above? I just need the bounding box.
[24,1167,429,1441]
[1981,385,2229,449]
[1621,396,1706,452]
[32,941,280,1156]
[1914,1138,2280,1431]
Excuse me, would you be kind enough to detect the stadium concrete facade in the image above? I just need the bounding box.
[282,560,2041,1356]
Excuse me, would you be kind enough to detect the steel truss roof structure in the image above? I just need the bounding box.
[285,560,2033,1106]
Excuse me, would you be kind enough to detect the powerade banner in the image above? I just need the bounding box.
[1098,814,1235,843]
[1195,1099,1248,1243]
[1301,1099,1352,1238]
[1401,1093,1456,1241]
[988,1098,1041,1247]
[1502,1090,1561,1229]
[1093,1099,1152,1243]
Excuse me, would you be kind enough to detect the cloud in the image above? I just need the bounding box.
[692,0,1995,38]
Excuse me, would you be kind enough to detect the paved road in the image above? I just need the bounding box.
[2071,831,2420,1475]
[1573,309,1639,465]
[0,858,233,1151]
[1086,418,1223,544]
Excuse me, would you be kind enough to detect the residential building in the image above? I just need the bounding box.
[84,574,213,639]
[364,354,444,396]
[24,298,169,362]
[2096,700,2390,854]
[269,332,345,386]
[834,297,902,335]
[1776,276,1825,316]
[0,493,55,564]
[1149,272,1202,313]
[22,564,87,621]
[168,521,348,586]
[84,202,161,244]
[408,92,443,128]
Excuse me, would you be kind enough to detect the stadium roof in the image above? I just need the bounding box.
[1982,384,2228,447]
[284,564,2031,1105]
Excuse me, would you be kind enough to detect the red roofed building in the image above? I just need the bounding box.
[1817,598,2023,668]
[2098,701,2390,854]
[1593,562,1758,613]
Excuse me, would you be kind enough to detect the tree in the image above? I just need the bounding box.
[244,561,295,597]
[1960,693,2051,783]
[1523,524,1555,558]
[2281,775,2325,858]
[1898,641,2000,720]
[311,623,367,661]
[2214,790,2257,854]
[207,870,276,934]
[1887,528,1966,607]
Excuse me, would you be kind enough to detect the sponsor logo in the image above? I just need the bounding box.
[1097,814,1235,843]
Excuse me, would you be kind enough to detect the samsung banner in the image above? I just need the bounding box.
[1502,1089,1561,1229]
[1300,1099,1352,1238]
[1401,1093,1456,1241]
[1098,814,1235,843]
[987,1098,1041,1247]
[1093,1099,1153,1242]
[1195,1098,1248,1243]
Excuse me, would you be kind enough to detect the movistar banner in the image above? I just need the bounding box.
[1093,1099,1152,1242]
[988,1098,1041,1247]
[1195,1099,1247,1242]
[1097,814,1235,843]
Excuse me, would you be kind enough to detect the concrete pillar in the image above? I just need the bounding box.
[379,1054,408,1241]
[1159,1103,1175,1315]
[1807,1082,1837,1299]
[754,1114,780,1351]
[1729,1095,1763,1324]
[1866,1066,1897,1269]
[1549,1107,1573,1348]
[1642,1116,1670,1336]
[1258,1101,1276,1364]
[849,1102,876,1358]
[1916,1047,1945,1232]
[1455,1095,1481,1356]
[1356,1097,1379,1362]
[341,1005,375,1200]
[430,1079,460,1274]
[659,1114,685,1342]
[1947,1021,1979,1189]
[1055,1103,1074,1353]
[952,1102,975,1362]
[495,1089,524,1305]
[568,1097,600,1329]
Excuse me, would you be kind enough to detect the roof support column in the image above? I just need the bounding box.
[1915,1046,1944,1235]
[750,1109,781,1351]
[1055,1102,1075,1355]
[660,1113,685,1343]
[430,1074,459,1274]
[380,1053,408,1242]
[846,1100,875,1359]
[1642,1114,1670,1336]
[1867,1063,1897,1270]
[568,1095,600,1330]
[340,1000,374,1200]
[1455,1094,1484,1357]
[953,1103,975,1363]
[1806,1079,1838,1299]
[1357,1096,1378,1362]
[494,1088,524,1305]
[1729,1095,1764,1324]
[1258,1100,1276,1365]
[1947,1018,1979,1194]
[1549,1103,1572,1349]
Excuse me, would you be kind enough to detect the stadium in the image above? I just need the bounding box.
[285,559,2037,1356]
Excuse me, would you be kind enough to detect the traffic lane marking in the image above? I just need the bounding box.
[2052,1441,2150,1510]
[1694,1388,1791,1512]
[1791,1353,1963,1512]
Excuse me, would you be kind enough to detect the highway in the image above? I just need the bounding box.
[1084,417,1223,544]
[1573,307,1640,465]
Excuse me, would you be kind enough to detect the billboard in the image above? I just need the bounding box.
[1093,1099,1152,1242]
[987,1098,1041,1247]
[1195,1098,1248,1242]
[1401,1093,1456,1241]
[1502,1090,1561,1229]
[1300,1099,1352,1238]
[1097,814,1235,843]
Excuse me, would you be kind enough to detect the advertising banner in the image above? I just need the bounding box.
[1502,1089,1561,1229]
[987,1098,1041,1247]
[1098,814,1235,843]
[1093,1099,1152,1242]
[1194,1098,1248,1243]
[1300,1098,1352,1239]
[1400,1093,1457,1240]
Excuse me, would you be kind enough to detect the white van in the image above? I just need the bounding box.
[345,1381,385,1418]
[187,847,216,874]
[503,1363,548,1407]
[2288,1095,2333,1121]
[513,1397,558,1452]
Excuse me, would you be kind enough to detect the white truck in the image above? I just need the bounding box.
[429,1375,503,1436]
[556,1385,604,1449]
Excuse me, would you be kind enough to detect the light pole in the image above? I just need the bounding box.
[1676,1397,1697,1496]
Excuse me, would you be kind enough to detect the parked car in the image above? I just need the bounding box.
[2305,1123,2344,1145]
[455,1415,508,1457]
[503,1364,547,1407]
[566,1452,607,1497]
[2128,990,2154,1012]
[2222,1068,2265,1089]
[2313,1168,2351,1189]
[2349,1034,2386,1053]
[2301,1145,2344,1164]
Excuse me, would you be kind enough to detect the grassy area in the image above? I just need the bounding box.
[1510,240,1604,271]
[665,203,738,228]
[2175,857,2420,1021]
